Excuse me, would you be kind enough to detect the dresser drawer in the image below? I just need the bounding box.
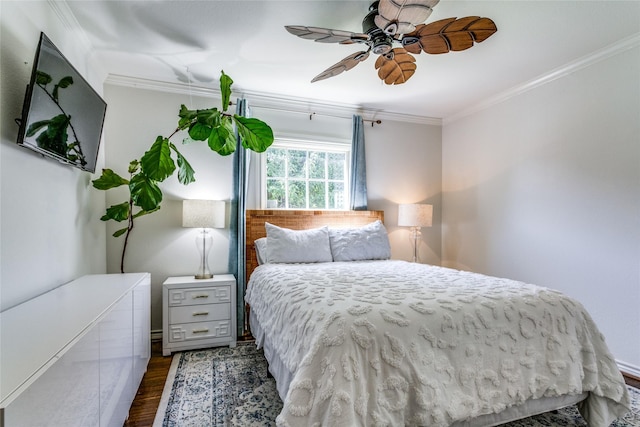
[169,303,230,324]
[168,286,231,306]
[168,320,231,342]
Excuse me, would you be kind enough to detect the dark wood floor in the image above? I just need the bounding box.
[124,340,640,426]
[124,341,173,427]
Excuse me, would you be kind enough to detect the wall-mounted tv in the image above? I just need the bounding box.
[16,32,106,173]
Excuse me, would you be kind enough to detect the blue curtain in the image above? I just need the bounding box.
[229,98,247,337]
[350,114,368,210]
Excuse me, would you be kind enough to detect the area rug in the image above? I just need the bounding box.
[153,344,640,426]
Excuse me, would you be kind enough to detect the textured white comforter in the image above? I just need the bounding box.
[245,260,630,427]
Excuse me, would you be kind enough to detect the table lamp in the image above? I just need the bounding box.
[182,199,225,279]
[398,203,433,263]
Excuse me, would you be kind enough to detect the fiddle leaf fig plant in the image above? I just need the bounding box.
[92,71,274,273]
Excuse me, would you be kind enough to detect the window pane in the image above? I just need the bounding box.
[288,180,306,208]
[264,143,349,210]
[329,182,346,209]
[266,148,286,178]
[309,181,326,209]
[328,152,346,180]
[308,151,326,179]
[288,150,306,178]
[266,178,285,208]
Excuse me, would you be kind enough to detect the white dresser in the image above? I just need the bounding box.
[0,273,150,427]
[162,274,237,356]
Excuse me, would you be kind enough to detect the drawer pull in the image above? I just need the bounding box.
[192,328,209,334]
[193,294,209,299]
[192,311,209,316]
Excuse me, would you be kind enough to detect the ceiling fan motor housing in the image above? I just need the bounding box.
[363,1,393,55]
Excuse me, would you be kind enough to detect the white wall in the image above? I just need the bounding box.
[442,45,640,372]
[103,82,442,332]
[0,1,107,311]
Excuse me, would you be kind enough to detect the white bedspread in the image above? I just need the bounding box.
[245,260,630,427]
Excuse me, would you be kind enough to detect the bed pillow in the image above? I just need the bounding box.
[329,220,391,262]
[265,222,333,264]
[254,237,268,265]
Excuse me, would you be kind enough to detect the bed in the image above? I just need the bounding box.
[244,210,630,427]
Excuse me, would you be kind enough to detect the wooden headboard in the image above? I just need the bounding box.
[245,210,385,282]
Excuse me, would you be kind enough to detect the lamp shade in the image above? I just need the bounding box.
[398,203,433,228]
[182,200,225,229]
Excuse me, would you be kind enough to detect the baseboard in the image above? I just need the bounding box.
[618,359,640,379]
[151,329,163,342]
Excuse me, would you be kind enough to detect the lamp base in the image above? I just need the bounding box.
[194,228,213,280]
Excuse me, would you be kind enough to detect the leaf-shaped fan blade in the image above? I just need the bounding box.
[375,0,440,36]
[285,25,369,44]
[374,48,416,85]
[311,51,370,83]
[402,17,497,55]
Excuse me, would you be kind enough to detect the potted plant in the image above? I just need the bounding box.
[92,71,273,272]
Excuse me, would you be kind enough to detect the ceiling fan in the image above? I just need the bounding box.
[285,0,497,85]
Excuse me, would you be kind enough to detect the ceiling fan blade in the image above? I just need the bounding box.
[374,47,416,85]
[311,50,371,83]
[375,0,440,36]
[285,25,369,44]
[402,17,498,54]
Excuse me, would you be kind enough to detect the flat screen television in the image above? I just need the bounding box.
[16,32,106,173]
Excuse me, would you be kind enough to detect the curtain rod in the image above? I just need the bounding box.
[230,101,382,127]
[308,112,381,127]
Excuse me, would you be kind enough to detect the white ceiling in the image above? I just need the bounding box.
[65,0,640,120]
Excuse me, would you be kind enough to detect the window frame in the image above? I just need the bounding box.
[260,138,351,210]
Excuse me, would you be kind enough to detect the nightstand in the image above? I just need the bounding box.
[162,274,237,356]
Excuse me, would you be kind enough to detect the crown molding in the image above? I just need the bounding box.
[47,0,93,53]
[445,32,640,125]
[104,74,441,126]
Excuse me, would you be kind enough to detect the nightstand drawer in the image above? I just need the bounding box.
[169,320,231,342]
[169,303,230,324]
[168,286,231,306]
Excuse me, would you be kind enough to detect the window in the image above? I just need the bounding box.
[263,140,350,210]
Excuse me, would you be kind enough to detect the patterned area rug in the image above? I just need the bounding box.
[154,344,639,427]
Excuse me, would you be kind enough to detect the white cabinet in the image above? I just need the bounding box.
[162,275,236,356]
[0,273,150,427]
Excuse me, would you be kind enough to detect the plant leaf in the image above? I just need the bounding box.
[128,160,140,174]
[140,136,175,181]
[170,142,196,184]
[33,114,70,156]
[208,116,236,155]
[178,104,197,130]
[129,173,163,211]
[112,228,128,238]
[25,119,52,137]
[233,116,274,152]
[92,169,129,190]
[220,71,233,112]
[35,70,52,86]
[100,201,130,222]
[133,206,160,219]
[57,76,74,88]
[196,108,220,128]
[52,76,73,100]
[188,122,212,141]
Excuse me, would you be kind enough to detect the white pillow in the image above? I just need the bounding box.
[254,237,268,265]
[265,223,333,264]
[329,220,391,262]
